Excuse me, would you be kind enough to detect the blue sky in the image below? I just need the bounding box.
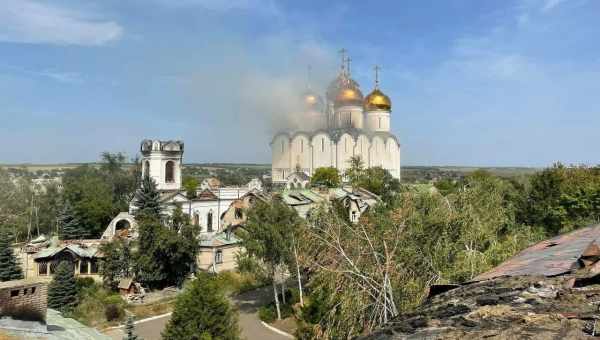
[0,0,598,166]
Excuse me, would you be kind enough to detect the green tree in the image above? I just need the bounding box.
[358,167,401,203]
[311,167,341,188]
[345,156,365,187]
[239,199,301,320]
[0,230,23,281]
[123,315,141,340]
[162,272,239,340]
[134,217,167,288]
[100,152,139,212]
[48,261,78,313]
[62,165,116,238]
[182,176,199,199]
[58,200,84,240]
[133,175,162,220]
[99,239,132,290]
[170,204,189,231]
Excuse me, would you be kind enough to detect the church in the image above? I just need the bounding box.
[271,52,401,184]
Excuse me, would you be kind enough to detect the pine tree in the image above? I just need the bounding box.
[0,230,23,281]
[123,315,141,340]
[47,261,78,313]
[58,200,84,240]
[133,175,162,220]
[162,272,239,340]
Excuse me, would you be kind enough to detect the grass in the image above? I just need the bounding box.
[125,297,176,320]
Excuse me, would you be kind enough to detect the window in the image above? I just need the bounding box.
[80,260,89,274]
[39,262,48,275]
[144,160,150,178]
[90,259,98,274]
[193,213,200,226]
[300,139,303,153]
[11,290,18,297]
[207,211,213,232]
[235,208,243,219]
[215,250,223,264]
[31,287,36,295]
[321,138,324,152]
[23,289,28,295]
[165,161,175,183]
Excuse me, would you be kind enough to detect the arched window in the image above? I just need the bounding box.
[379,117,381,129]
[165,161,175,183]
[193,213,200,226]
[207,211,213,232]
[144,161,150,178]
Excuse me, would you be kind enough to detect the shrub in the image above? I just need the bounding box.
[76,277,95,292]
[258,306,276,323]
[104,303,123,321]
[0,305,45,323]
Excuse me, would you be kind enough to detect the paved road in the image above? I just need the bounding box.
[104,287,288,340]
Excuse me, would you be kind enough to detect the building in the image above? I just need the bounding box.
[272,52,401,184]
[0,279,48,323]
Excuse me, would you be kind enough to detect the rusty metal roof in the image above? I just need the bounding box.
[474,224,600,281]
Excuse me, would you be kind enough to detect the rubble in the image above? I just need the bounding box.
[359,224,600,339]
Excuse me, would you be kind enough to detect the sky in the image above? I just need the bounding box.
[0,0,598,167]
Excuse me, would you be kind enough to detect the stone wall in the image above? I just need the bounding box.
[0,280,48,322]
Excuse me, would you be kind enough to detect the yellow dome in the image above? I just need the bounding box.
[364,88,391,111]
[334,83,364,107]
[302,90,324,111]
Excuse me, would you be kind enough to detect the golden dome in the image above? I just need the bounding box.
[364,88,391,111]
[334,83,364,107]
[302,90,324,111]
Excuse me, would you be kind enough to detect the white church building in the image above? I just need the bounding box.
[271,53,401,184]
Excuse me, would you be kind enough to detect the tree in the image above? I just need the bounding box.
[345,156,365,187]
[100,152,139,213]
[123,315,141,340]
[133,175,162,220]
[162,272,239,340]
[311,167,341,188]
[358,167,401,203]
[240,199,301,320]
[182,176,199,199]
[170,204,189,231]
[58,200,84,240]
[0,230,23,281]
[99,239,132,290]
[48,261,78,313]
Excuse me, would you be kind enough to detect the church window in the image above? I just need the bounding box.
[165,161,175,183]
[207,211,214,232]
[144,161,150,178]
[379,117,381,129]
[321,138,324,152]
[301,139,304,153]
[193,213,200,226]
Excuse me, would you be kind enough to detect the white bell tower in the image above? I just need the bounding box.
[140,139,184,191]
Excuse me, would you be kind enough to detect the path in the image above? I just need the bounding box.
[104,286,289,340]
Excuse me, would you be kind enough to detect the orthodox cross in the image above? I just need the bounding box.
[374,65,381,88]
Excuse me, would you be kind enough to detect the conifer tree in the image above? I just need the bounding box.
[47,261,78,313]
[58,200,84,240]
[0,230,23,281]
[133,175,162,220]
[162,272,239,340]
[123,315,141,340]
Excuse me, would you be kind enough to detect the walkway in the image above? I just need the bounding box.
[104,287,289,340]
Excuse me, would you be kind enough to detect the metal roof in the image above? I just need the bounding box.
[33,244,100,260]
[474,224,600,281]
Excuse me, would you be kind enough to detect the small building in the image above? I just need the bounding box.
[118,278,140,296]
[286,171,311,190]
[0,279,48,323]
[200,177,222,191]
[197,232,241,273]
[32,242,103,282]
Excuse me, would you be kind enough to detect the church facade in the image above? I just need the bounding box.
[271,55,401,184]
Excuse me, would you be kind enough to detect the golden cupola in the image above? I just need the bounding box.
[364,65,391,111]
[302,89,324,111]
[334,81,364,108]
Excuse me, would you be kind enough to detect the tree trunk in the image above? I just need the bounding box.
[272,270,282,320]
[281,278,286,305]
[294,242,304,306]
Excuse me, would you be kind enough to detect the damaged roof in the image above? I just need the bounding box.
[474,224,600,281]
[33,243,101,260]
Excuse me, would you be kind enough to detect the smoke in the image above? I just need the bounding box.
[180,37,336,160]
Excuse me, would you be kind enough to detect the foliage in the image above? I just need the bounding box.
[0,229,23,281]
[105,303,124,321]
[132,175,162,221]
[99,239,133,290]
[214,270,268,295]
[182,176,199,199]
[162,272,240,340]
[134,215,199,289]
[344,157,401,202]
[311,167,341,188]
[0,168,34,241]
[71,280,126,327]
[521,163,600,235]
[58,200,85,239]
[48,261,78,313]
[170,204,190,231]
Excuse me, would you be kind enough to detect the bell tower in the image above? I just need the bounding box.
[140,139,184,191]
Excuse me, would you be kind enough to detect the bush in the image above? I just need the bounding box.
[76,277,96,292]
[258,306,276,323]
[105,303,123,321]
[0,305,45,323]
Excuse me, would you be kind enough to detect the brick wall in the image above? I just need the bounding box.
[0,280,48,321]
